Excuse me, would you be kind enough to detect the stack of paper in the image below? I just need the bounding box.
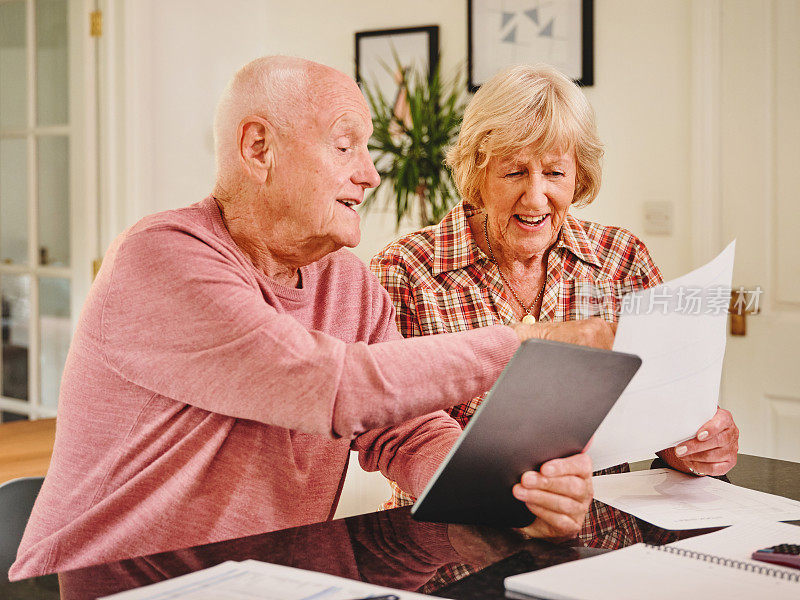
[102,559,439,599]
[592,468,800,529]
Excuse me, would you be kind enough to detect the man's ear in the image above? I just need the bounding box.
[237,116,275,184]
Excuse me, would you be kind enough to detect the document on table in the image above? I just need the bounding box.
[101,559,438,599]
[588,241,735,470]
[504,520,800,600]
[670,518,800,561]
[592,468,800,529]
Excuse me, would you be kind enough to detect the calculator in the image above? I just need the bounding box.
[751,544,800,570]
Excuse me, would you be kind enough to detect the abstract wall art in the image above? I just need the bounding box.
[468,0,593,91]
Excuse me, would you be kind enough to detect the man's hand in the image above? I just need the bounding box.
[512,453,593,541]
[511,318,616,350]
[657,407,739,476]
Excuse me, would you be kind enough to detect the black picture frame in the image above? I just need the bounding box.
[468,0,594,92]
[354,25,440,88]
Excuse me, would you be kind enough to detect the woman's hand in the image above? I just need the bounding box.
[512,453,593,541]
[657,407,739,476]
[512,318,617,350]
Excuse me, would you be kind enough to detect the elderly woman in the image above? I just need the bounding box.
[371,64,739,548]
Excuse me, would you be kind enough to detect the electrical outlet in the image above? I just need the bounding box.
[643,201,673,235]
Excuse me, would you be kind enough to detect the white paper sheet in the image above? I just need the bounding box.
[671,519,800,565]
[592,468,800,529]
[102,559,438,600]
[588,241,735,470]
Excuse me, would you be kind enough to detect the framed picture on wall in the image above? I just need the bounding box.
[355,25,440,105]
[468,0,594,91]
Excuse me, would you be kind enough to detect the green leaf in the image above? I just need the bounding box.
[359,57,467,229]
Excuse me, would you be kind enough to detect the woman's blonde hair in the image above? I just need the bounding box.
[447,64,603,208]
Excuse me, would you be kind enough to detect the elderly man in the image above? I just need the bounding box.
[10,57,613,580]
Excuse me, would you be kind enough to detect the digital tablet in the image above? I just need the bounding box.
[411,338,642,528]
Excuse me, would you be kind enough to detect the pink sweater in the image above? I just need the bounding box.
[10,197,518,579]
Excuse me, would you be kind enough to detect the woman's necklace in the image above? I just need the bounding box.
[483,214,545,325]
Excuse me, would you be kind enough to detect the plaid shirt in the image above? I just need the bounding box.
[370,202,664,551]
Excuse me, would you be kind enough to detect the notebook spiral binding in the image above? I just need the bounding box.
[645,544,800,582]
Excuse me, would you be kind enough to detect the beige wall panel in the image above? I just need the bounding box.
[767,396,800,463]
[773,0,800,307]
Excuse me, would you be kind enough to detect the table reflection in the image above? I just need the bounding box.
[57,503,682,600]
[6,454,794,599]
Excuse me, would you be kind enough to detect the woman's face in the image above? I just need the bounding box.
[479,146,577,262]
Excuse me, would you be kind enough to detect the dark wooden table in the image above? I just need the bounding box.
[3,454,799,599]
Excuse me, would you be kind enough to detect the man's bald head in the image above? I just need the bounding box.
[211,55,379,272]
[213,56,357,188]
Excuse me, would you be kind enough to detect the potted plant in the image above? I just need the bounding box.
[361,62,467,227]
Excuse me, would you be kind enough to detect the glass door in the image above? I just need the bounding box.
[0,0,93,421]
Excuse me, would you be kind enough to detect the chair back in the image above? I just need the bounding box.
[0,476,44,582]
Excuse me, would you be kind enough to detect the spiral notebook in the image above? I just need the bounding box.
[505,520,800,600]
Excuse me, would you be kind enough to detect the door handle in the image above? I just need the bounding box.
[729,286,762,336]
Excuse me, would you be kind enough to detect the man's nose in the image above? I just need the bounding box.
[354,151,381,189]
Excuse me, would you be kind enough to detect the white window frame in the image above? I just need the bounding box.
[0,0,97,420]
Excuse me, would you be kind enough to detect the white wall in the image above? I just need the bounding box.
[580,0,692,280]
[108,0,698,517]
[110,0,695,280]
